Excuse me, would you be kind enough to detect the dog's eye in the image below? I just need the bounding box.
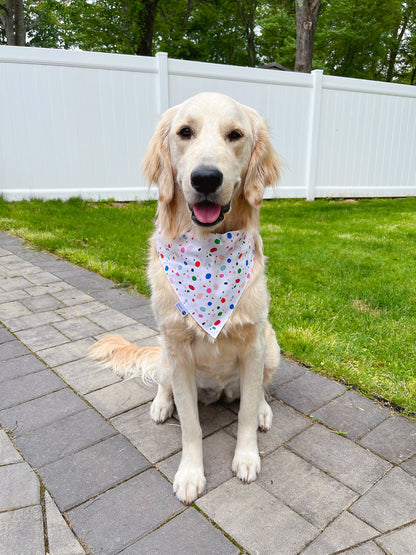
[178,127,193,139]
[228,130,243,141]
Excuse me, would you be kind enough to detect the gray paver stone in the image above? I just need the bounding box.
[38,338,94,367]
[311,390,390,440]
[44,492,85,555]
[14,409,116,468]
[275,370,346,413]
[87,308,138,331]
[0,505,45,555]
[38,434,150,511]
[85,379,155,418]
[375,522,416,555]
[15,324,70,351]
[197,478,318,554]
[53,357,121,395]
[225,399,311,456]
[25,270,61,285]
[268,357,307,390]
[122,507,239,554]
[21,293,64,312]
[53,316,104,340]
[344,543,384,554]
[4,310,64,332]
[0,326,14,344]
[1,276,33,291]
[111,404,182,463]
[0,339,31,362]
[359,415,416,463]
[67,469,182,553]
[0,462,40,510]
[55,300,108,319]
[93,322,158,343]
[0,370,65,410]
[302,511,378,555]
[258,447,358,529]
[350,467,416,532]
[0,430,22,464]
[0,354,46,383]
[0,301,33,319]
[288,424,391,493]
[0,388,87,437]
[401,454,416,476]
[52,289,95,306]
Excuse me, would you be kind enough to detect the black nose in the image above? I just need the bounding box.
[190,166,223,194]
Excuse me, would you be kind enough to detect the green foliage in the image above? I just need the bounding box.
[3,0,416,82]
[1,197,416,413]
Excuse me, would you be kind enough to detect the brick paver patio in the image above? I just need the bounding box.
[1,230,416,554]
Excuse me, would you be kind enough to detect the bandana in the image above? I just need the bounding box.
[156,228,255,339]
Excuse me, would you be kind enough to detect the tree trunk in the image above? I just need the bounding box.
[3,0,26,45]
[135,0,159,56]
[13,0,25,45]
[295,0,321,73]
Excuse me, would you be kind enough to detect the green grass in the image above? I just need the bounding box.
[1,196,415,414]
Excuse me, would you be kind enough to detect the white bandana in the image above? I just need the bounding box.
[156,228,255,339]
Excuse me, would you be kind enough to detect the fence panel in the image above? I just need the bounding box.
[1,46,415,201]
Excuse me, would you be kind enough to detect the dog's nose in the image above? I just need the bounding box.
[190,166,223,194]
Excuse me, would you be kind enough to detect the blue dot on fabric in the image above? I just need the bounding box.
[165,266,169,271]
[206,273,211,279]
[220,265,226,271]
[230,304,234,309]
[207,302,212,306]
[246,260,249,266]
[200,307,206,312]
[227,232,232,238]
[227,258,231,263]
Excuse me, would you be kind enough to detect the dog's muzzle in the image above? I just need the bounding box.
[188,165,229,226]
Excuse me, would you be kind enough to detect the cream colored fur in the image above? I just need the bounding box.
[90,92,281,505]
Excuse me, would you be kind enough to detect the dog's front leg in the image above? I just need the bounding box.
[163,340,206,505]
[232,336,264,483]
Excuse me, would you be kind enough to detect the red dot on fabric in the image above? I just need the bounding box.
[214,320,221,325]
[210,248,217,252]
[221,298,226,303]
[189,285,195,290]
[195,261,200,267]
[236,278,240,283]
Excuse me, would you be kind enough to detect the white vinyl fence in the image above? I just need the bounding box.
[1,46,416,201]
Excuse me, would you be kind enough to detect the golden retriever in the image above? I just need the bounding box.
[90,92,281,505]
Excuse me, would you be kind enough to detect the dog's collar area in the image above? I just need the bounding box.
[188,202,231,227]
[156,228,255,339]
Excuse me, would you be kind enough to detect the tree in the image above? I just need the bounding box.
[0,0,26,45]
[294,0,321,72]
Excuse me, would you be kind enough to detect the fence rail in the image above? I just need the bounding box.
[1,47,415,201]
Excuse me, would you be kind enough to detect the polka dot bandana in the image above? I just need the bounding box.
[156,228,255,339]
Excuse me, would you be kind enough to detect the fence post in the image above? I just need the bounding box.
[305,69,323,201]
[156,52,169,116]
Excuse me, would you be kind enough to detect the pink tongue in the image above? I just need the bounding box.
[193,203,221,224]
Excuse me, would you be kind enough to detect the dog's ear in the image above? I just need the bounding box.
[142,106,177,204]
[243,107,281,207]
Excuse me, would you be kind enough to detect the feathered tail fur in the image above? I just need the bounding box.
[89,334,163,386]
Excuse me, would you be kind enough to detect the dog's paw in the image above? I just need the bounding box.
[173,465,206,505]
[232,449,261,484]
[258,398,273,432]
[150,396,174,424]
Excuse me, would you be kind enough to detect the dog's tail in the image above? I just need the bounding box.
[89,334,163,385]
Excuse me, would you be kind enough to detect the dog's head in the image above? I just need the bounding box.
[143,93,280,235]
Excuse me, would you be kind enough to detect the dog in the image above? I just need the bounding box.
[90,92,281,505]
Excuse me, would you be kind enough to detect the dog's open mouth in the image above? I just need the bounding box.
[189,201,230,227]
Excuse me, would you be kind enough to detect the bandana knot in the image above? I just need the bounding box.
[157,228,255,339]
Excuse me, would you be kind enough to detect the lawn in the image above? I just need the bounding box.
[1,196,415,414]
